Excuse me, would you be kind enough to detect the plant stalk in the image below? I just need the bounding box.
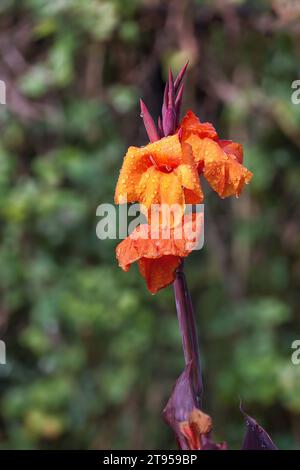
[173,262,203,408]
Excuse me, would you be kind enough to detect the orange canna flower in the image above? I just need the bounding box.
[116,213,203,294]
[114,134,203,215]
[180,110,253,198]
[179,409,213,450]
[115,65,253,295]
[179,408,227,450]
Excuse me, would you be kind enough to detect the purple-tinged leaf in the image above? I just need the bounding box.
[201,437,228,451]
[162,107,176,137]
[241,408,278,450]
[174,61,189,94]
[139,99,160,143]
[163,362,196,450]
[161,80,169,126]
[163,79,169,107]
[161,70,176,137]
[157,116,163,138]
[175,83,184,128]
[163,362,225,450]
[168,68,175,110]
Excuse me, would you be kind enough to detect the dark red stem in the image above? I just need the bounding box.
[173,262,203,408]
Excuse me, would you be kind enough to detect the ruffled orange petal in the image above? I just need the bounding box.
[144,134,182,169]
[160,171,184,205]
[115,135,200,213]
[179,408,226,450]
[184,134,252,198]
[185,135,224,170]
[204,156,253,198]
[179,409,212,450]
[138,168,184,210]
[137,144,202,220]
[137,166,162,210]
[115,146,151,204]
[218,139,243,164]
[138,168,184,226]
[116,222,195,271]
[180,110,218,141]
[174,142,204,204]
[116,213,203,294]
[138,256,181,294]
[115,135,182,205]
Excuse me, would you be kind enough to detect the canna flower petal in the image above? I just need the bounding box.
[116,213,203,294]
[204,156,253,198]
[180,112,253,198]
[185,135,224,170]
[115,134,203,215]
[137,166,162,209]
[174,142,204,204]
[219,139,243,164]
[142,133,182,169]
[137,167,184,212]
[180,409,227,450]
[138,256,181,295]
[114,145,152,204]
[180,110,218,141]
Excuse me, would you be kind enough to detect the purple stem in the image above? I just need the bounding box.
[173,262,203,409]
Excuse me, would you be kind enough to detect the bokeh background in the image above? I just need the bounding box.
[0,0,300,450]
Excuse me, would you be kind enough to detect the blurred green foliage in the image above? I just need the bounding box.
[0,0,300,450]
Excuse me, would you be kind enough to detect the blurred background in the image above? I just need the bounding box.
[0,0,300,450]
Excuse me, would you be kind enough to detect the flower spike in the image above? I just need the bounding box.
[162,69,176,137]
[114,62,258,451]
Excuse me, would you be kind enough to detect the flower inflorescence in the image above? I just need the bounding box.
[115,64,252,294]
